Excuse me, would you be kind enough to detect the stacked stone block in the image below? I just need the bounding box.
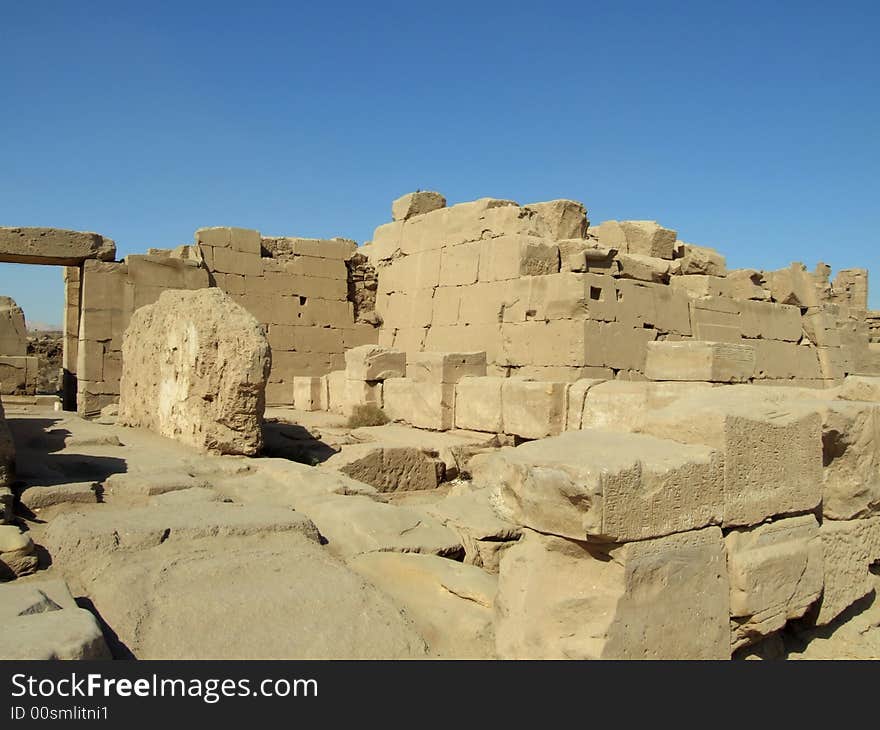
[472,376,880,658]
[368,194,878,385]
[196,228,377,405]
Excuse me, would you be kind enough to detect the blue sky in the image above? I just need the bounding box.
[1,0,878,325]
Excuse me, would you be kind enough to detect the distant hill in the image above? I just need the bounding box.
[27,322,62,333]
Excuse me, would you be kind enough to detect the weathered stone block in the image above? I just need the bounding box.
[344,344,406,381]
[391,191,446,221]
[473,430,723,542]
[406,351,486,384]
[117,288,270,455]
[524,200,588,240]
[645,340,755,382]
[500,379,567,439]
[454,376,504,432]
[495,527,730,659]
[293,376,323,411]
[725,515,823,650]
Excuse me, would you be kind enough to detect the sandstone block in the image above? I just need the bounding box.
[726,269,771,301]
[495,527,730,659]
[524,200,588,240]
[392,191,447,221]
[454,376,504,432]
[768,263,820,308]
[383,378,454,430]
[618,220,677,259]
[344,379,383,414]
[614,253,670,283]
[0,227,115,265]
[406,351,487,384]
[323,445,444,492]
[676,242,727,276]
[645,340,756,382]
[0,297,27,357]
[344,344,405,381]
[117,288,271,456]
[640,388,823,526]
[477,235,559,281]
[293,376,323,411]
[816,518,879,625]
[581,380,714,432]
[473,429,723,542]
[725,515,823,650]
[500,379,567,439]
[670,274,735,299]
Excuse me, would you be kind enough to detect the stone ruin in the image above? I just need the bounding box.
[1,193,880,660]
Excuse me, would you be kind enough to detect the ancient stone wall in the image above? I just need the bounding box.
[195,228,378,405]
[366,193,877,386]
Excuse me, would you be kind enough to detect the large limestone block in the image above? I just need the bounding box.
[472,429,723,542]
[297,494,463,559]
[292,376,323,411]
[639,388,823,526]
[833,375,880,402]
[495,527,730,659]
[768,263,820,308]
[725,515,823,650]
[727,269,771,301]
[815,400,880,519]
[816,518,879,625]
[619,220,677,259]
[0,579,110,659]
[563,377,607,430]
[406,351,486,383]
[500,379,567,439]
[350,552,497,658]
[645,340,756,382]
[118,288,270,456]
[0,227,115,265]
[581,380,714,432]
[425,485,522,572]
[41,501,320,574]
[614,252,671,283]
[322,445,444,492]
[383,378,455,430]
[524,200,588,240]
[675,242,727,276]
[478,235,559,281]
[344,379,383,414]
[79,532,428,659]
[344,344,405,381]
[1,609,110,660]
[392,191,447,221]
[0,356,39,395]
[0,297,27,356]
[0,524,38,579]
[454,376,504,432]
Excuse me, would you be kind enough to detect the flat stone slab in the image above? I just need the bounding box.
[0,227,115,265]
[41,502,320,571]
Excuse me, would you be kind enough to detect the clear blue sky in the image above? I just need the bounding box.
[1,0,878,326]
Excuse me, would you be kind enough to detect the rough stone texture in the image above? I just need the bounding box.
[19,481,101,511]
[118,288,271,455]
[0,227,116,265]
[392,191,447,221]
[41,502,320,574]
[495,526,730,659]
[580,380,714,432]
[0,580,110,659]
[344,344,406,381]
[424,485,522,572]
[645,340,756,382]
[296,494,463,560]
[322,445,444,492]
[525,200,588,240]
[350,552,496,658]
[814,400,880,520]
[675,242,727,276]
[639,388,823,527]
[816,518,880,626]
[406,351,486,383]
[0,296,27,356]
[79,532,428,659]
[472,429,723,543]
[725,515,823,650]
[0,525,38,579]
